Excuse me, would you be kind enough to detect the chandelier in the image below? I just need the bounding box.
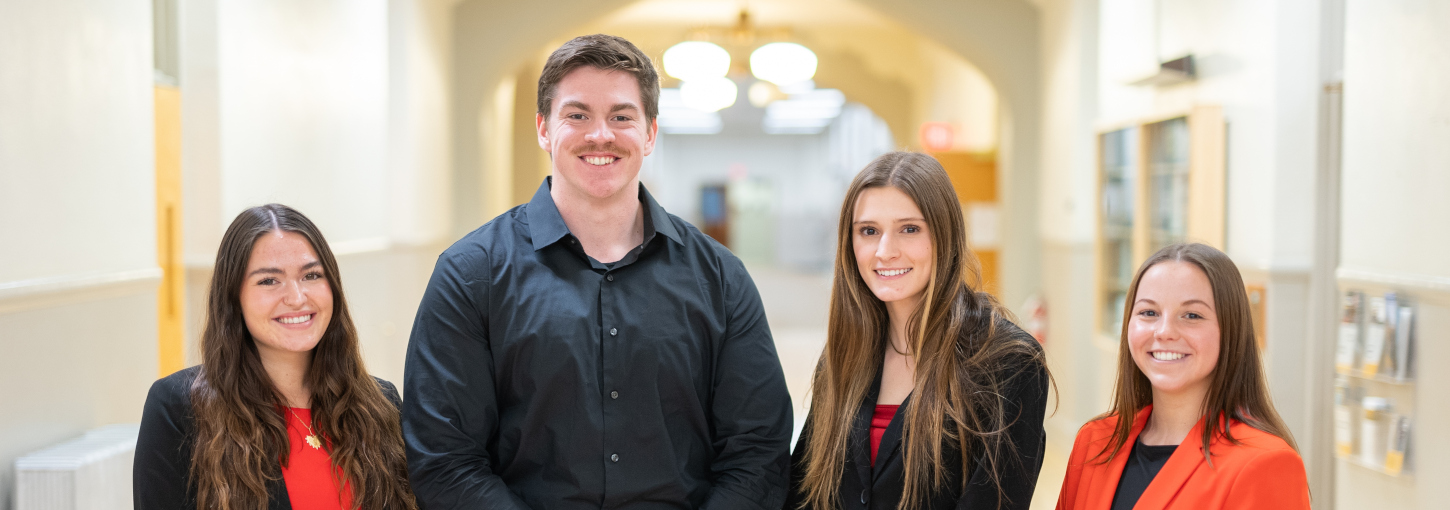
[661,10,818,112]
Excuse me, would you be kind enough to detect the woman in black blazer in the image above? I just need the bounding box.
[786,152,1050,510]
[133,204,416,509]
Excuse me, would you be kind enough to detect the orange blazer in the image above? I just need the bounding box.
[1056,406,1309,510]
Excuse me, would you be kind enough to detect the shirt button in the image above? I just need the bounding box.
[610,453,620,462]
[610,390,619,399]
[610,328,617,336]
[606,274,614,282]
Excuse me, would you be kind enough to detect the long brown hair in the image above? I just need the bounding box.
[799,152,1048,510]
[190,204,416,510]
[1095,243,1297,465]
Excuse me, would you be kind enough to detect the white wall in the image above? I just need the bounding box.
[0,1,157,507]
[1036,0,1105,447]
[0,0,156,283]
[387,0,455,246]
[1341,0,1450,282]
[1337,1,1450,508]
[180,0,454,378]
[1037,0,1098,247]
[217,0,390,247]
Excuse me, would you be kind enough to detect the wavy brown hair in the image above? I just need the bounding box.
[190,204,416,510]
[798,152,1049,510]
[1094,243,1297,465]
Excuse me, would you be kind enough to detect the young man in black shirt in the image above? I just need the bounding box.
[401,34,793,510]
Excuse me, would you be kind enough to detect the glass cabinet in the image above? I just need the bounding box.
[1096,107,1225,339]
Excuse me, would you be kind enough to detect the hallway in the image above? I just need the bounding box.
[4,0,1450,509]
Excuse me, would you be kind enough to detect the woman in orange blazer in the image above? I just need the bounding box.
[1056,243,1309,510]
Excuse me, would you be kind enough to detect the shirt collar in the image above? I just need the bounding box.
[527,177,682,251]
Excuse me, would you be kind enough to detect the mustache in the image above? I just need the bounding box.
[570,144,631,158]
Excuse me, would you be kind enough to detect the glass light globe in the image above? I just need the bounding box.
[750,42,818,86]
[680,77,738,112]
[663,41,731,81]
[747,81,784,108]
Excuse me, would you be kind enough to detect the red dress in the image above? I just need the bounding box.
[869,404,900,465]
[282,408,353,510]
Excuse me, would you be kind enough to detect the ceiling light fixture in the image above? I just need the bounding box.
[663,41,731,82]
[750,42,818,87]
[680,77,738,112]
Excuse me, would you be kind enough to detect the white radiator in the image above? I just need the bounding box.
[15,424,140,510]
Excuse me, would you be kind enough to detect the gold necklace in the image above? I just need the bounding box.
[289,408,323,449]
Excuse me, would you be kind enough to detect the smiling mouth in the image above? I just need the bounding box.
[277,314,313,325]
[876,268,911,277]
[583,156,617,166]
[1151,351,1187,361]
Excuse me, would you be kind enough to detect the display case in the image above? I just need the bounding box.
[1334,287,1417,479]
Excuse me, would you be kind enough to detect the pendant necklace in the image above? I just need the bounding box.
[290,408,323,449]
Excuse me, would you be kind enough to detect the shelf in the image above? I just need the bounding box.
[1336,369,1414,386]
[1337,453,1412,479]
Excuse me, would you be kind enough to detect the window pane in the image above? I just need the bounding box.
[1100,127,1137,335]
[1147,117,1190,250]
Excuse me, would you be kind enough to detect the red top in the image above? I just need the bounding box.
[869,404,900,465]
[282,408,352,510]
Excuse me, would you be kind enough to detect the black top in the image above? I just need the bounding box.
[132,365,402,510]
[1109,438,1178,510]
[402,178,794,510]
[784,321,1049,510]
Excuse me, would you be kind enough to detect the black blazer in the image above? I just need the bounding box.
[132,365,402,510]
[785,324,1049,510]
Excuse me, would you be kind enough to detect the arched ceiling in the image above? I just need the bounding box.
[452,0,1038,108]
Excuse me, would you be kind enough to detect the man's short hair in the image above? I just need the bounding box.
[537,34,660,125]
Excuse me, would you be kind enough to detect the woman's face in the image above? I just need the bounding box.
[1127,260,1220,399]
[239,231,333,358]
[853,186,934,310]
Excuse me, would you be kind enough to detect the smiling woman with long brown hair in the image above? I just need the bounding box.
[785,152,1051,510]
[1054,243,1307,510]
[133,204,416,510]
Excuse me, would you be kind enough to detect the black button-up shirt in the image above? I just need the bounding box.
[403,178,793,510]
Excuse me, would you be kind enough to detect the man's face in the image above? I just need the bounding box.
[537,66,658,202]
